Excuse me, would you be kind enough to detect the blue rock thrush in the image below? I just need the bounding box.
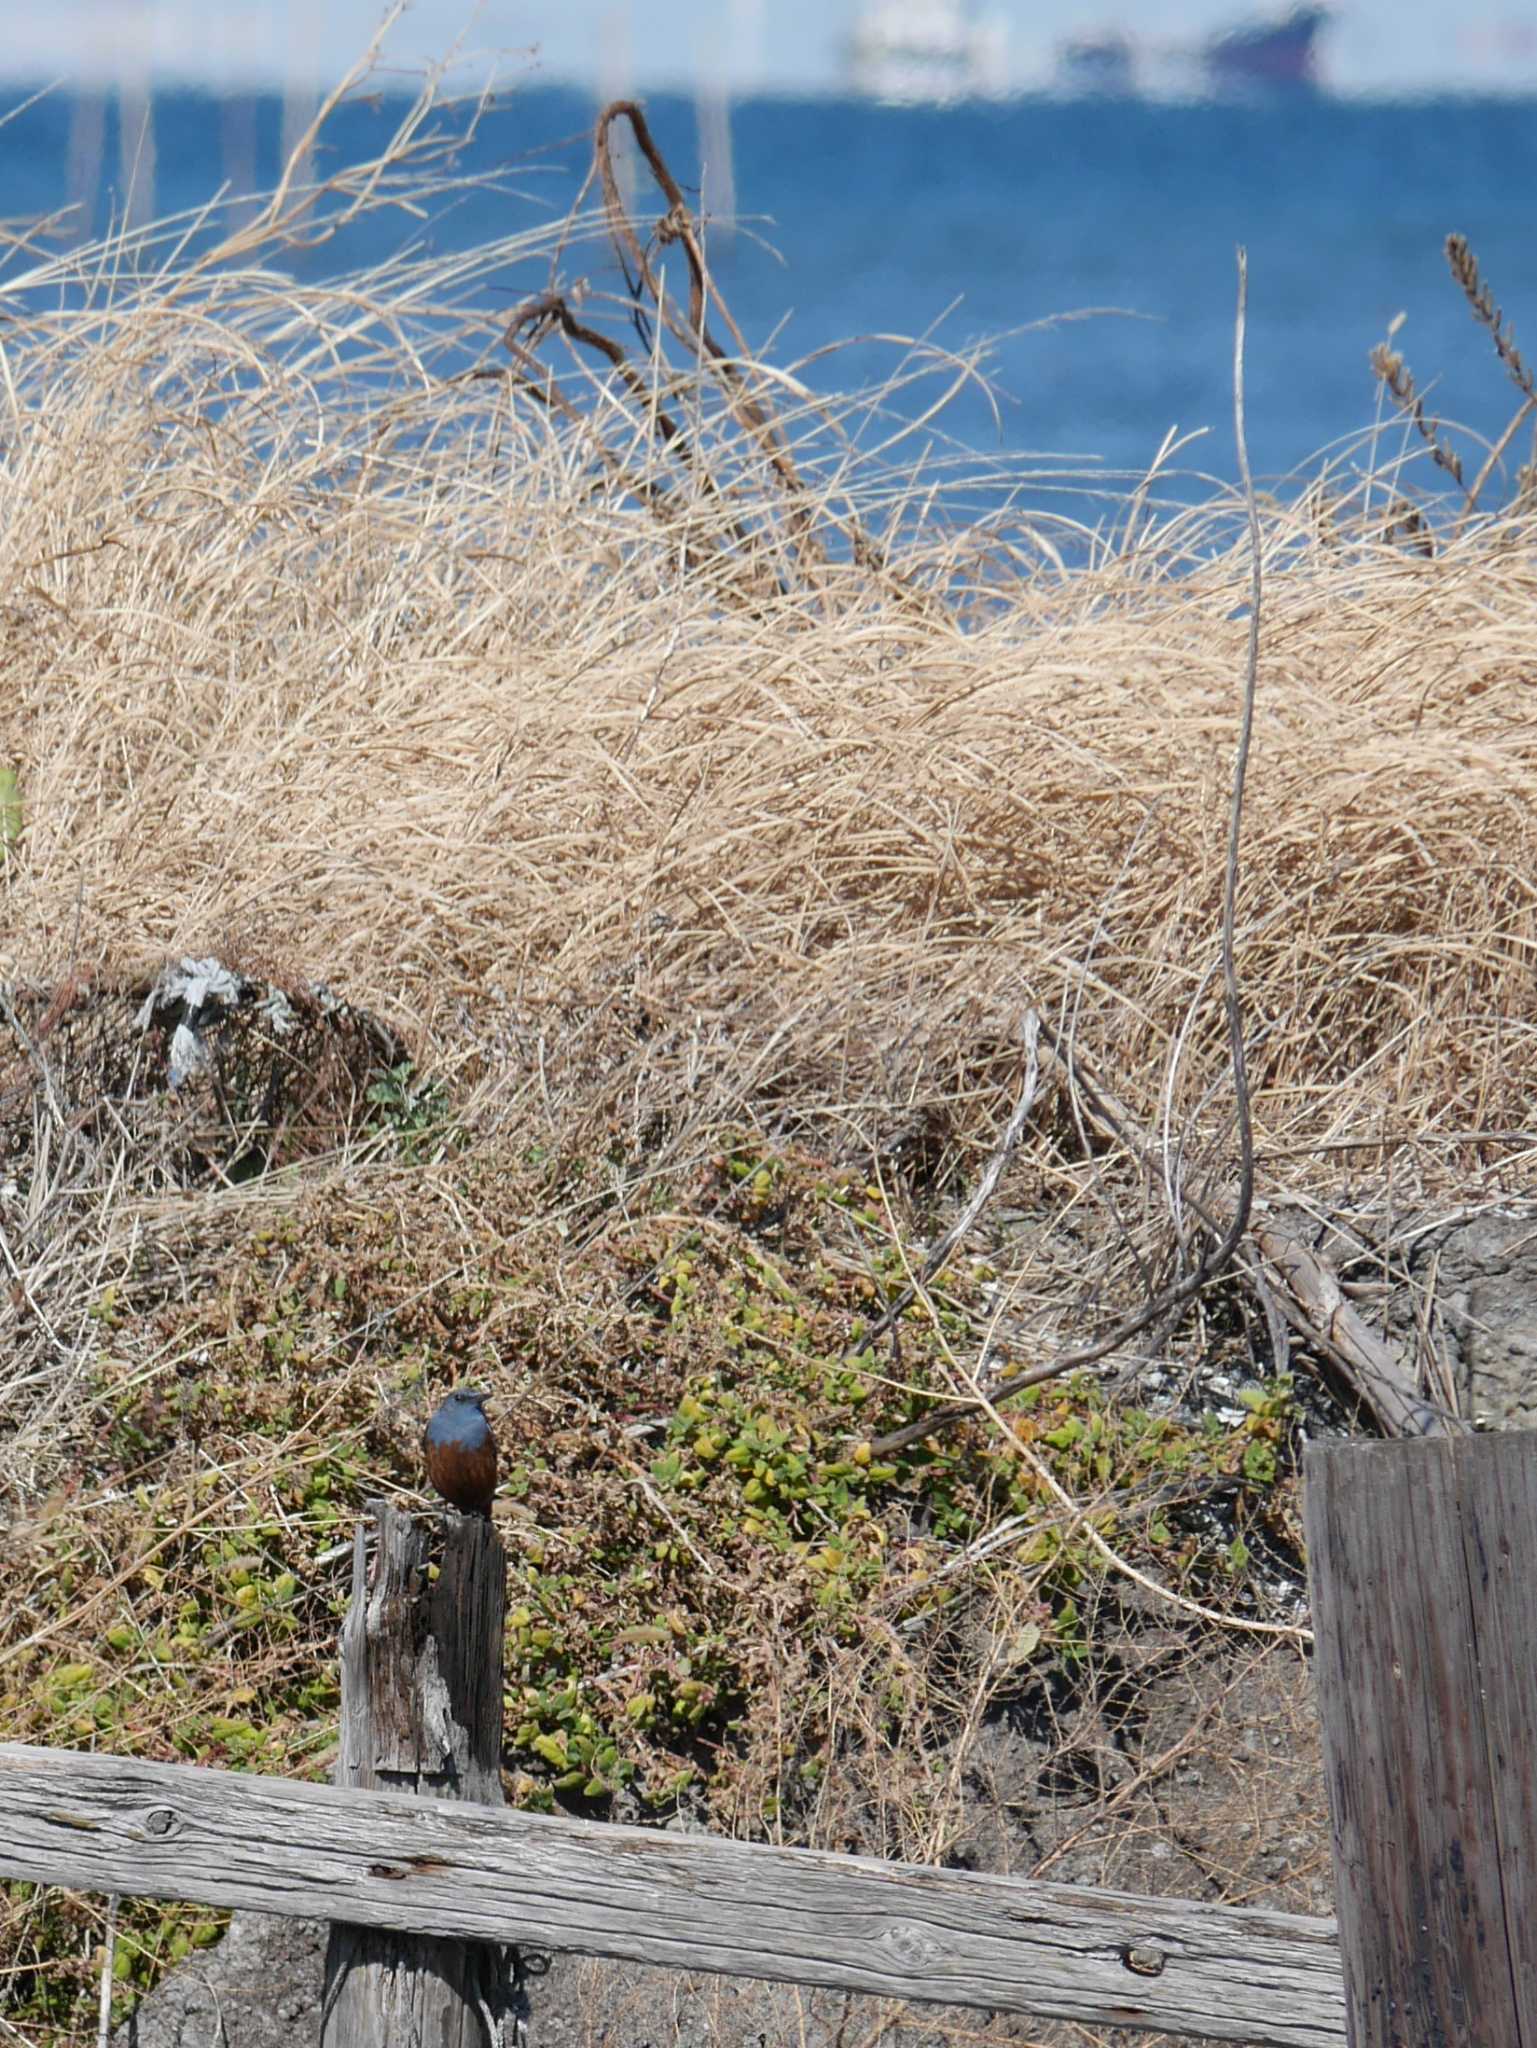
[423,1387,498,1517]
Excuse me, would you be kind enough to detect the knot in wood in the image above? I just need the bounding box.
[142,1808,178,1838]
[876,1921,948,1970]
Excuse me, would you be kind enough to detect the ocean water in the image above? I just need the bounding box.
[6,80,1537,519]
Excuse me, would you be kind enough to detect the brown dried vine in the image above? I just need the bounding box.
[594,99,825,575]
[493,99,946,617]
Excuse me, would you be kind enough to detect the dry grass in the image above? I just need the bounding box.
[2,154,1533,1196]
[0,78,1534,2043]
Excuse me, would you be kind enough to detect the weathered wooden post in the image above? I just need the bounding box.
[1304,1430,1537,2048]
[321,1501,516,2048]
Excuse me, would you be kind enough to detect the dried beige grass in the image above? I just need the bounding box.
[1,122,1533,1213]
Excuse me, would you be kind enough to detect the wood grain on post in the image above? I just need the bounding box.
[321,1502,510,2048]
[1304,1431,1537,2048]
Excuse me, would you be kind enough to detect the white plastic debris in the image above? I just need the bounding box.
[135,956,248,1091]
[133,957,244,1033]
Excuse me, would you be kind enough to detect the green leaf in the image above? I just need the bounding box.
[1003,1622,1042,1665]
[1243,1439,1277,1484]
[0,765,20,855]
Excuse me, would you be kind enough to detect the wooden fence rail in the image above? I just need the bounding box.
[0,1742,1347,2045]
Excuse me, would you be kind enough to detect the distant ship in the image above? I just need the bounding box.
[1056,6,1330,98]
[1056,32,1136,98]
[1204,5,1330,91]
[847,0,1010,105]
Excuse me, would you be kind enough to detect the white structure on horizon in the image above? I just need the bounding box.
[847,0,1009,105]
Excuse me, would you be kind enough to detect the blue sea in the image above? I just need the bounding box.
[6,81,1537,515]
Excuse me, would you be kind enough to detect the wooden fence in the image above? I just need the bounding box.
[0,1741,1346,2045]
[2,1431,1533,2047]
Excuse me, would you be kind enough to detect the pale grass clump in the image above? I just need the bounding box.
[1,106,1534,1401]
[3,233,1533,1195]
